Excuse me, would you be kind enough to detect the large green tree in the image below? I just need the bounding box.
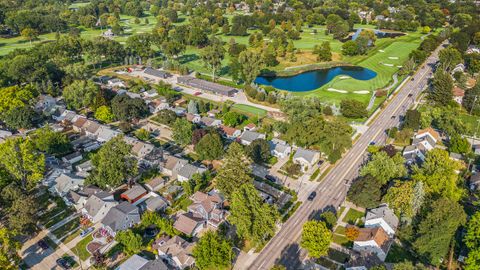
[215,142,252,198]
[382,180,419,223]
[429,69,453,106]
[115,230,143,255]
[87,136,137,189]
[0,228,21,270]
[31,125,72,155]
[300,220,332,258]
[439,47,463,71]
[200,37,225,81]
[413,198,466,266]
[347,175,383,209]
[464,211,480,270]
[194,133,224,160]
[229,183,279,247]
[238,49,265,84]
[193,231,233,270]
[172,118,194,146]
[62,80,99,110]
[245,139,270,164]
[313,41,332,61]
[0,137,45,190]
[340,99,368,118]
[360,152,407,184]
[111,94,148,122]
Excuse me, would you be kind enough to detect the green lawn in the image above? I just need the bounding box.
[334,226,346,235]
[231,104,267,118]
[72,234,93,261]
[52,218,80,240]
[341,208,365,225]
[44,210,75,229]
[337,206,346,218]
[385,243,416,263]
[61,229,81,244]
[332,234,352,248]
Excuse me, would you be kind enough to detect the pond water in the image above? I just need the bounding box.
[254,66,377,92]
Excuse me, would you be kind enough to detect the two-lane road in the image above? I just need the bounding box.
[249,43,445,270]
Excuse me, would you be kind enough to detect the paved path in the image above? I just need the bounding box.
[246,42,446,270]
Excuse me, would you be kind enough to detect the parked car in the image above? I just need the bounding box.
[265,174,278,183]
[56,258,72,269]
[307,191,317,201]
[80,227,94,238]
[37,240,49,250]
[194,91,202,96]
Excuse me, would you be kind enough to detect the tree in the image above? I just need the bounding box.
[63,80,99,110]
[87,136,137,189]
[115,230,142,255]
[238,49,265,84]
[141,212,177,236]
[126,33,152,60]
[187,100,198,114]
[200,37,225,81]
[195,133,224,160]
[449,135,471,154]
[154,109,177,125]
[172,118,193,146]
[31,125,72,155]
[347,175,383,209]
[382,180,416,223]
[245,139,270,164]
[300,220,332,258]
[429,69,453,106]
[3,105,35,130]
[360,152,407,184]
[193,231,233,270]
[342,40,359,56]
[222,111,245,127]
[412,149,463,201]
[229,183,279,247]
[340,99,368,118]
[21,27,38,43]
[465,212,480,270]
[392,261,427,270]
[215,142,252,198]
[134,129,151,141]
[439,47,463,71]
[313,41,332,61]
[0,137,45,190]
[111,95,148,122]
[319,211,337,230]
[463,84,480,116]
[0,228,21,269]
[95,105,115,123]
[413,198,466,266]
[402,110,421,130]
[345,226,360,241]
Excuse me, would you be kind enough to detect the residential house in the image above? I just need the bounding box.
[62,151,83,164]
[95,126,120,143]
[185,113,201,124]
[145,176,167,192]
[35,95,57,115]
[67,185,102,211]
[75,160,93,177]
[219,125,241,139]
[0,129,13,143]
[244,123,257,131]
[174,98,187,107]
[402,127,440,163]
[172,107,187,116]
[452,86,465,105]
[53,109,78,123]
[239,130,266,145]
[116,255,168,270]
[82,191,117,223]
[269,139,292,159]
[144,67,171,79]
[353,227,391,261]
[143,89,158,99]
[469,173,480,191]
[153,235,195,269]
[467,45,480,54]
[200,116,222,127]
[474,144,480,155]
[173,191,226,236]
[84,120,101,138]
[148,99,170,114]
[160,155,188,178]
[130,140,155,159]
[293,148,320,172]
[144,195,169,212]
[177,76,238,97]
[107,78,126,89]
[121,184,148,204]
[101,201,141,236]
[207,109,220,118]
[177,164,206,182]
[364,204,399,236]
[50,173,85,197]
[72,117,88,132]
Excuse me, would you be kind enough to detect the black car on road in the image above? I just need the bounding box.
[307,191,317,201]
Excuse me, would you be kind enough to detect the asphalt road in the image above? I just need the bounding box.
[249,43,445,270]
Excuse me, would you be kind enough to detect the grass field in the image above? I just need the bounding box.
[231,104,267,118]
[72,234,93,261]
[342,208,365,225]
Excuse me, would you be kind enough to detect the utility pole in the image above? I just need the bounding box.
[470,95,478,115]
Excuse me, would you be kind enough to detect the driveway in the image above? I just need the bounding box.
[21,231,61,270]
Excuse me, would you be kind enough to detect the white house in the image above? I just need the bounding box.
[185,113,201,124]
[353,227,391,261]
[107,78,126,89]
[364,204,399,236]
[293,148,320,172]
[35,95,57,115]
[269,139,292,159]
[50,173,85,197]
[116,254,168,270]
[239,130,266,145]
[403,127,440,163]
[452,63,465,74]
[153,235,195,269]
[62,152,83,164]
[148,99,170,114]
[82,191,117,223]
[452,86,465,105]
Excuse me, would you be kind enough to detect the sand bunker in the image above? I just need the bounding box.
[327,88,348,93]
[354,90,370,94]
[388,57,399,60]
[379,50,385,52]
[339,76,350,79]
[382,63,394,67]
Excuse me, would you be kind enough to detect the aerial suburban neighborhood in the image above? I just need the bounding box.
[0,0,479,270]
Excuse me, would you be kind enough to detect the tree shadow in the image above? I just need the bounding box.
[178,54,199,64]
[274,243,302,270]
[308,204,338,221]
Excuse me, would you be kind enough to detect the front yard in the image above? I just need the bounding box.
[72,234,94,261]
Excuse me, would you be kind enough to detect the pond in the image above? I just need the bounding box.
[254,66,377,92]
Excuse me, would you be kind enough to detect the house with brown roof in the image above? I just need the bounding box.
[145,176,167,191]
[84,120,101,137]
[185,113,201,124]
[160,155,188,178]
[452,86,465,105]
[72,117,88,132]
[219,125,241,139]
[353,227,392,261]
[173,191,226,236]
[153,235,195,269]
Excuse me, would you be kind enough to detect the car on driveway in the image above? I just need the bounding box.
[307,191,317,201]
[37,240,49,250]
[56,258,72,269]
[80,227,94,238]
[265,174,278,183]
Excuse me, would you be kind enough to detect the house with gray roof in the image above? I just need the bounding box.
[177,164,206,182]
[200,116,222,127]
[116,254,168,270]
[62,151,83,164]
[177,76,238,97]
[160,155,188,178]
[82,191,117,223]
[101,201,141,236]
[144,67,170,79]
[269,139,292,159]
[293,148,320,172]
[239,130,266,146]
[121,184,148,204]
[144,195,169,212]
[95,126,120,143]
[50,173,85,198]
[153,235,195,269]
[364,204,399,236]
